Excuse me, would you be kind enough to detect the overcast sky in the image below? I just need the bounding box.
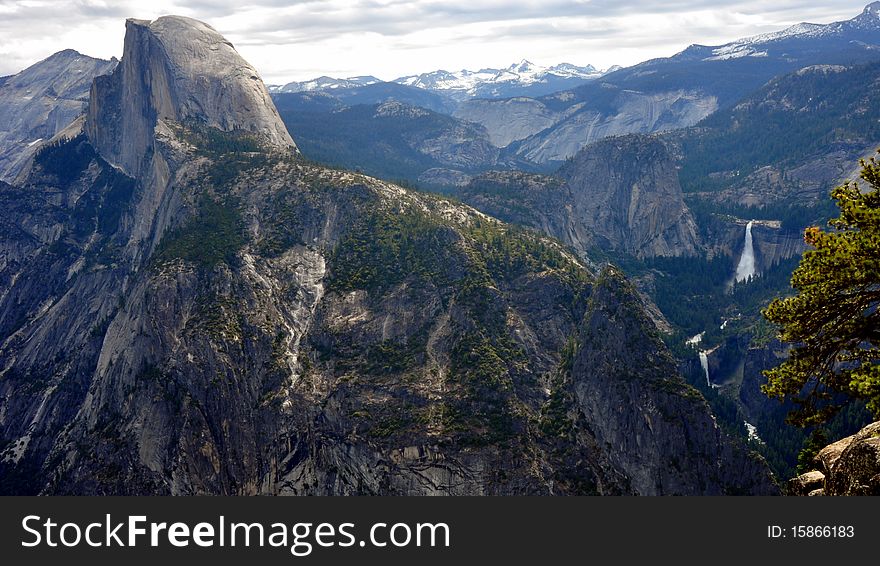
[0,1,871,84]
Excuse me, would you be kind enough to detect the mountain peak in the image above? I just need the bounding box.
[0,49,117,181]
[864,2,880,16]
[86,15,295,176]
[273,74,380,94]
[49,48,86,60]
[510,59,536,72]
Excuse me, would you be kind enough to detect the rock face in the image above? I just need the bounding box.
[454,97,560,148]
[460,136,700,259]
[823,422,880,496]
[570,269,777,495]
[787,470,825,496]
[789,422,880,496]
[0,16,775,495]
[511,90,718,165]
[706,219,806,277]
[557,135,700,258]
[85,16,294,177]
[0,50,117,182]
[455,89,716,164]
[457,170,593,257]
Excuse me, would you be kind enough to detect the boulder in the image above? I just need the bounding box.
[814,433,856,475]
[787,470,825,496]
[825,421,880,496]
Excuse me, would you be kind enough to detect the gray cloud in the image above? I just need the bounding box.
[0,1,870,82]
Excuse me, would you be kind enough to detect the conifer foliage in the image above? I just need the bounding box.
[762,153,880,425]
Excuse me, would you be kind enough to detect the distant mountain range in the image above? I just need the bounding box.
[269,59,617,101]
[268,2,880,109]
[268,2,880,174]
[393,60,616,100]
[268,75,380,93]
[687,1,880,63]
[463,1,880,164]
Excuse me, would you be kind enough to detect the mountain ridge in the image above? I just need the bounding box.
[269,60,613,102]
[393,59,611,101]
[461,3,880,165]
[0,14,777,495]
[0,49,117,182]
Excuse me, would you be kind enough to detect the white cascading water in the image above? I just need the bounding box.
[734,220,756,283]
[699,351,711,387]
[686,332,704,346]
[744,421,763,443]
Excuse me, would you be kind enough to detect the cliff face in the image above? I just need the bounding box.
[0,50,116,182]
[0,16,774,495]
[707,219,806,276]
[454,97,560,148]
[460,136,700,259]
[558,135,700,258]
[455,88,717,164]
[571,269,777,495]
[85,16,294,178]
[511,90,718,165]
[456,171,594,258]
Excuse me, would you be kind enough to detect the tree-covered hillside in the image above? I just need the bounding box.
[277,101,501,185]
[679,61,880,193]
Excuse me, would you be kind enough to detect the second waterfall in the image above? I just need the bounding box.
[734,220,756,283]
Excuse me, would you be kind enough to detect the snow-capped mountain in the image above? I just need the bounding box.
[454,2,880,165]
[269,75,380,93]
[268,60,612,102]
[697,1,880,61]
[393,60,610,100]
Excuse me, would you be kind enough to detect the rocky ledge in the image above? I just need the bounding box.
[788,421,880,495]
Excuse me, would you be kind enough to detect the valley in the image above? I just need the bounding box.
[1,4,879,494]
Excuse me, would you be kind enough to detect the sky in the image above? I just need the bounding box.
[0,1,872,85]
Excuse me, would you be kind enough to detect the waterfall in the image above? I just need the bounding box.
[699,351,711,387]
[734,220,756,283]
[744,421,763,444]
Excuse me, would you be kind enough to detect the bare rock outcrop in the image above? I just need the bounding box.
[824,421,880,496]
[788,421,880,496]
[787,470,825,496]
[85,15,295,177]
[511,90,717,165]
[456,89,717,164]
[558,135,700,258]
[0,50,116,182]
[458,136,700,260]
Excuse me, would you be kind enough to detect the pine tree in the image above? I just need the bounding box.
[762,153,880,426]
